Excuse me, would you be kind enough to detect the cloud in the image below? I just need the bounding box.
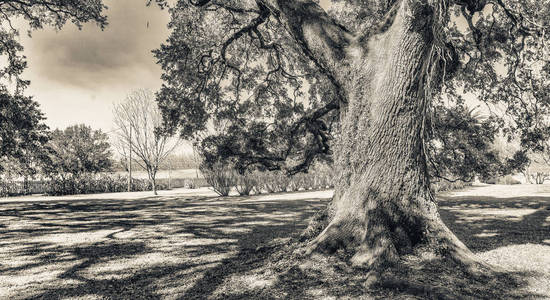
[23,0,170,91]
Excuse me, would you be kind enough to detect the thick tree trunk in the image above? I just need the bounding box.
[301,1,474,267]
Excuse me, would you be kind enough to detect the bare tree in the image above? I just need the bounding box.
[113,89,181,195]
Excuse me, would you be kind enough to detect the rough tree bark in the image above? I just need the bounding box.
[274,0,476,267]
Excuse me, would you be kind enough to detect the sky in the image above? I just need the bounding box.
[20,0,331,135]
[20,0,171,133]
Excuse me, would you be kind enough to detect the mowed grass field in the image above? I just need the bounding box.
[0,185,549,299]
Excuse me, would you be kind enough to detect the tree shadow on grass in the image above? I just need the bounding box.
[1,191,549,299]
[180,239,540,299]
[183,193,550,299]
[0,193,327,299]
[438,195,550,251]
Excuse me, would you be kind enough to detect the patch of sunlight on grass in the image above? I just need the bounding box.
[473,232,499,238]
[254,212,300,219]
[544,216,550,227]
[479,244,550,297]
[60,295,104,300]
[112,230,139,239]
[215,227,252,234]
[0,255,41,269]
[480,244,550,272]
[7,222,40,231]
[30,229,120,246]
[253,190,333,201]
[186,215,238,223]
[307,288,337,299]
[233,274,274,289]
[0,259,84,290]
[212,273,276,299]
[169,238,238,247]
[80,252,182,280]
[232,221,280,227]
[455,208,538,222]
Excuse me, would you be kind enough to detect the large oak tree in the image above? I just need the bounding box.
[154,0,549,269]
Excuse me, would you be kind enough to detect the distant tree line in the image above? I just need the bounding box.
[0,123,176,197]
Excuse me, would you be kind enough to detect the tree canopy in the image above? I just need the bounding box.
[0,0,108,174]
[0,92,49,175]
[154,0,550,175]
[45,124,113,178]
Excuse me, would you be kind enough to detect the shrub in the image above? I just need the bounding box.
[311,163,334,189]
[497,175,522,185]
[252,172,265,194]
[184,178,198,189]
[431,180,472,193]
[287,173,306,192]
[263,171,290,193]
[155,178,207,189]
[235,172,256,196]
[200,163,236,196]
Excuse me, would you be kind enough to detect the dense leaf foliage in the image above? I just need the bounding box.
[429,105,528,181]
[154,0,550,177]
[45,124,113,177]
[0,0,108,176]
[154,0,338,173]
[0,93,49,176]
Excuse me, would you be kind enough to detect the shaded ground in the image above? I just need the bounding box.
[1,185,549,299]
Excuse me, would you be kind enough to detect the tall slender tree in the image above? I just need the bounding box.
[113,89,182,195]
[154,0,549,269]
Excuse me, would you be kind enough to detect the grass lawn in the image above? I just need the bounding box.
[1,185,549,299]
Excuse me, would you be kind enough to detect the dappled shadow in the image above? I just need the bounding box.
[266,256,539,299]
[185,240,541,299]
[1,189,549,299]
[438,195,550,251]
[201,192,550,299]
[0,193,327,299]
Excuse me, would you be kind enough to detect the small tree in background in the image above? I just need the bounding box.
[113,89,181,195]
[45,124,113,179]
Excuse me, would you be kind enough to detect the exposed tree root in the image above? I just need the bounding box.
[295,202,496,282]
[268,230,528,300]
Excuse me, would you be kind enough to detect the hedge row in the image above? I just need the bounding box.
[201,164,334,197]
[45,174,167,196]
[0,174,211,197]
[156,177,209,189]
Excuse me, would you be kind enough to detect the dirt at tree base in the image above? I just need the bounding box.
[203,236,539,300]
